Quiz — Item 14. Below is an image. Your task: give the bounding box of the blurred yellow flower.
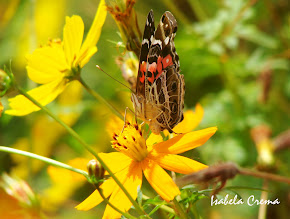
[42,158,89,212]
[5,0,107,116]
[11,81,83,178]
[76,123,217,218]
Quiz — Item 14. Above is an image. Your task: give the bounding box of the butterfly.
[131,10,185,134]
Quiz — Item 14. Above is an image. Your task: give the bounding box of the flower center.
[111,122,148,162]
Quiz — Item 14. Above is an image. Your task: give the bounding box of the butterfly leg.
[121,107,134,133]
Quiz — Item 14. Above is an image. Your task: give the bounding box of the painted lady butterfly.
[131,10,185,134]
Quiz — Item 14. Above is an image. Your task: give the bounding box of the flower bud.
[107,0,142,56]
[251,125,275,171]
[0,69,13,96]
[87,159,105,185]
[0,173,40,209]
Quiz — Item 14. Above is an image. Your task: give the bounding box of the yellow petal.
[27,41,68,84]
[77,0,107,66]
[141,158,180,201]
[98,152,133,174]
[151,127,218,155]
[5,77,67,116]
[78,46,98,68]
[76,177,116,211]
[103,162,142,219]
[146,133,163,146]
[63,15,84,66]
[76,158,137,211]
[173,104,204,133]
[148,154,207,174]
[57,80,82,105]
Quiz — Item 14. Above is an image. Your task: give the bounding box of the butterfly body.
[132,10,185,134]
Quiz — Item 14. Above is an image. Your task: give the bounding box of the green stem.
[15,85,145,216]
[191,203,199,219]
[78,77,123,120]
[190,0,208,21]
[97,186,138,219]
[161,0,191,24]
[173,198,189,219]
[0,146,89,180]
[142,194,175,214]
[258,180,268,219]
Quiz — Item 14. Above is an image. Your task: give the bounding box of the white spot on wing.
[153,39,162,47]
[164,37,169,45]
[142,38,149,45]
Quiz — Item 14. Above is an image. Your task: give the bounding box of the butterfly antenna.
[96,65,134,93]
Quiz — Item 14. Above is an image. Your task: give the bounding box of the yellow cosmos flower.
[76,123,217,218]
[5,0,107,116]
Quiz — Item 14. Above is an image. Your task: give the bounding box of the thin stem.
[97,186,138,219]
[239,168,290,184]
[172,198,189,219]
[78,77,123,120]
[191,203,199,219]
[190,0,208,21]
[142,194,175,214]
[15,85,145,216]
[0,146,89,180]
[258,180,268,219]
[161,0,191,24]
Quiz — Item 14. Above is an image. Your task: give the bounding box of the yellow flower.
[76,123,217,218]
[5,0,107,116]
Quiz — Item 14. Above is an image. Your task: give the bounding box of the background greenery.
[0,0,289,218]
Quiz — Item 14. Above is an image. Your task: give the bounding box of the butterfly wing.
[146,11,185,131]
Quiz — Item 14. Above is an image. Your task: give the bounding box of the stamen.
[111,123,148,161]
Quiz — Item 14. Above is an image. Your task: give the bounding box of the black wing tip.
[147,10,154,21]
